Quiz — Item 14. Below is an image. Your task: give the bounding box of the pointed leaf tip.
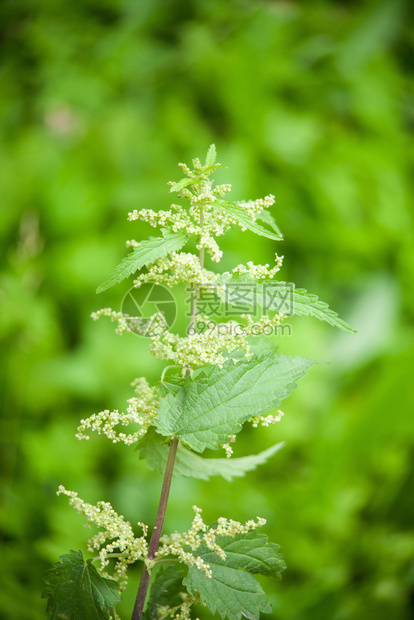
[205,144,217,167]
[96,231,188,293]
[217,275,355,334]
[216,200,283,241]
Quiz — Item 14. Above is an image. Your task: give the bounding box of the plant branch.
[131,437,179,620]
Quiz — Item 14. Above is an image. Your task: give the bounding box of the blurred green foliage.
[1,0,414,618]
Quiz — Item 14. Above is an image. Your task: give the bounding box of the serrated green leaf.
[184,530,285,620]
[139,428,284,481]
[169,177,194,193]
[215,200,283,241]
[155,354,315,452]
[42,549,120,620]
[96,231,188,293]
[205,144,217,167]
[143,565,186,620]
[217,273,356,334]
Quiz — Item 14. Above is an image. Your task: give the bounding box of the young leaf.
[169,177,194,193]
[96,231,188,293]
[215,200,283,241]
[184,530,285,620]
[42,549,120,620]
[138,428,284,481]
[205,144,217,167]
[155,354,315,452]
[142,565,186,620]
[217,273,356,334]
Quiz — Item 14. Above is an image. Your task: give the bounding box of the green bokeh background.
[1,1,414,618]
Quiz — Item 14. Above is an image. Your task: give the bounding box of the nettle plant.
[43,146,354,620]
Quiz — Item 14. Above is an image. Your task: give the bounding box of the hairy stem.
[131,438,178,620]
[131,206,205,619]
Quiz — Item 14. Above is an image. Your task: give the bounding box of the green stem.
[131,438,179,620]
